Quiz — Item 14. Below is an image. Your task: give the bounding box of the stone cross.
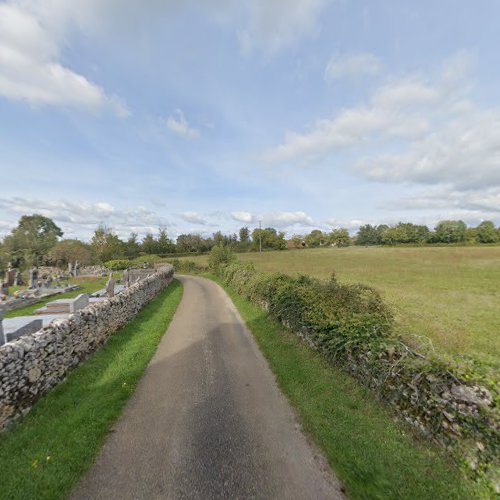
[106,272,115,298]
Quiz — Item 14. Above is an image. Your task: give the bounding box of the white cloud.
[231,211,255,223]
[167,110,200,140]
[238,0,329,55]
[325,52,382,81]
[178,211,207,224]
[384,187,500,216]
[0,3,129,116]
[0,198,172,240]
[263,211,314,227]
[324,218,367,231]
[266,51,500,194]
[265,76,442,163]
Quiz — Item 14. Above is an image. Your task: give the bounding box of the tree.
[208,244,235,273]
[48,239,92,266]
[125,233,141,259]
[251,227,286,251]
[156,228,175,254]
[3,214,63,268]
[239,227,250,244]
[355,224,386,245]
[176,234,210,253]
[142,233,157,255]
[476,221,498,243]
[90,225,125,262]
[329,228,351,247]
[434,220,467,243]
[305,229,326,248]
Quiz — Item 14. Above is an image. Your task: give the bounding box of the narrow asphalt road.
[71,275,344,500]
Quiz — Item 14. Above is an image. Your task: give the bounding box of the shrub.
[168,259,207,274]
[208,244,235,273]
[215,262,499,490]
[132,255,163,266]
[104,259,132,271]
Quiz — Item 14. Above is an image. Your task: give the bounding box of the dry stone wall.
[0,265,174,431]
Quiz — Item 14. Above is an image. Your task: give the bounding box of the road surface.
[71,275,344,499]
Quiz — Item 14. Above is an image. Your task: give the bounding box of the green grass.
[5,275,114,318]
[0,279,183,500]
[219,246,500,371]
[211,275,482,499]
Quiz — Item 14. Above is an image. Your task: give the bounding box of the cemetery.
[0,263,174,431]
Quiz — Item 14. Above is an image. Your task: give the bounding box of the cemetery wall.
[0,265,174,431]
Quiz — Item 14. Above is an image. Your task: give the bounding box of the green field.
[184,246,500,370]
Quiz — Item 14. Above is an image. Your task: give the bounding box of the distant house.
[286,239,306,249]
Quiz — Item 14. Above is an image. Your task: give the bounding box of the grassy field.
[5,275,113,318]
[183,247,500,370]
[212,275,479,499]
[0,280,183,500]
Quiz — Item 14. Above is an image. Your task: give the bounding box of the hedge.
[218,262,499,493]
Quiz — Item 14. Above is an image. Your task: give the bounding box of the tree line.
[0,214,498,271]
[0,215,288,270]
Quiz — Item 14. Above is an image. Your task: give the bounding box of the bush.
[132,255,163,266]
[215,262,499,490]
[168,259,207,274]
[104,259,132,271]
[208,244,235,273]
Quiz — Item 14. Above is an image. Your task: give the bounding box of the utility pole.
[258,220,262,253]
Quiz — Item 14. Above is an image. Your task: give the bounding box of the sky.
[0,0,499,241]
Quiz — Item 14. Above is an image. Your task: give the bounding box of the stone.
[69,294,89,313]
[106,272,115,298]
[450,384,493,407]
[27,367,42,383]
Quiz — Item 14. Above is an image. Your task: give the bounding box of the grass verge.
[209,275,482,499]
[5,276,116,318]
[0,279,183,500]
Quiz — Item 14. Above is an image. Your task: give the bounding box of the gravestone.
[106,273,115,298]
[3,316,43,343]
[69,293,89,313]
[30,267,39,289]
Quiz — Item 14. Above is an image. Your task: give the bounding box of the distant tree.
[90,225,125,262]
[125,233,141,259]
[48,239,92,266]
[237,227,251,251]
[305,229,326,248]
[329,228,351,247]
[355,224,386,245]
[141,233,156,255]
[239,227,250,244]
[476,221,498,243]
[3,214,63,268]
[465,227,478,245]
[176,234,210,253]
[434,220,467,243]
[251,227,286,251]
[208,244,236,273]
[156,228,175,254]
[0,240,9,272]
